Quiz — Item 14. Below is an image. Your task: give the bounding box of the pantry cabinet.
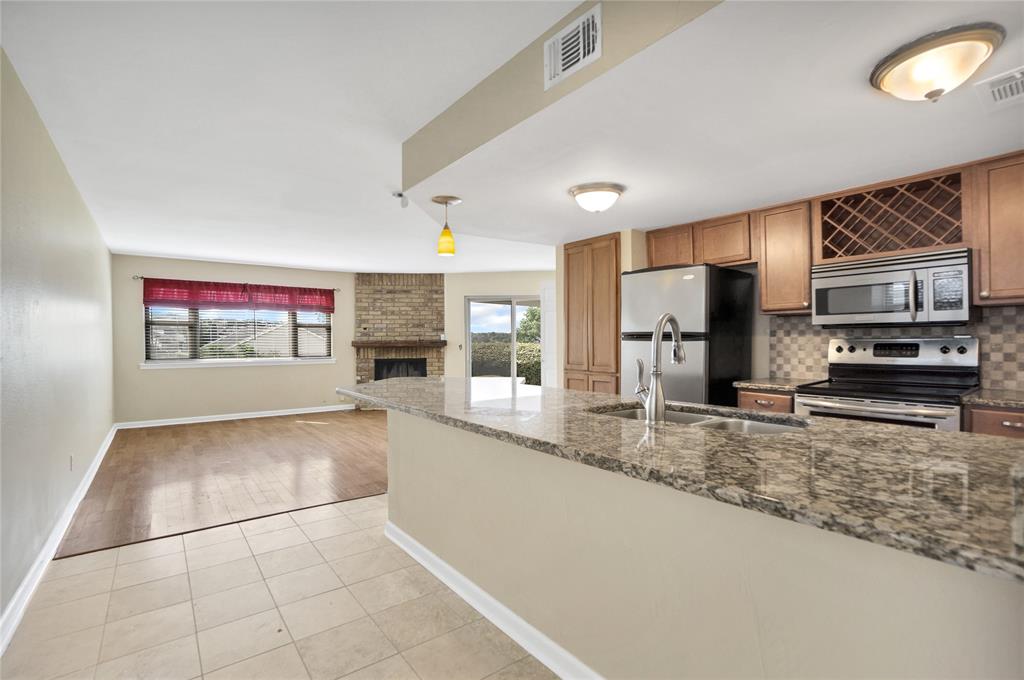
[564,233,620,392]
[756,202,811,313]
[965,151,1024,305]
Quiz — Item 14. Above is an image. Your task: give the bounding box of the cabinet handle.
[754,399,775,407]
[980,290,991,299]
[802,301,809,308]
[1001,420,1023,429]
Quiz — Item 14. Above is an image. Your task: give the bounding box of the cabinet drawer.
[969,407,1024,439]
[738,390,793,413]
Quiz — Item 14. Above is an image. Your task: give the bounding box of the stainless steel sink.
[602,409,715,425]
[692,418,801,434]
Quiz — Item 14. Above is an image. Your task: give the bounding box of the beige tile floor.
[2,495,558,680]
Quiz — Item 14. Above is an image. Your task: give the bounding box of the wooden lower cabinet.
[565,371,619,394]
[737,390,793,413]
[589,373,619,395]
[565,371,589,392]
[756,203,811,313]
[967,406,1024,439]
[966,151,1024,305]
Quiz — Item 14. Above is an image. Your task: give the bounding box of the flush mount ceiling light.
[569,182,625,212]
[870,22,1005,102]
[431,195,461,257]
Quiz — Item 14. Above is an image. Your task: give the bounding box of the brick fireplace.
[353,273,445,383]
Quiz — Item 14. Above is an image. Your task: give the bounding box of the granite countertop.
[733,377,821,393]
[337,377,1024,582]
[963,389,1024,410]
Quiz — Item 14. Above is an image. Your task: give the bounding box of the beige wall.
[443,271,555,378]
[388,411,1024,678]
[1,52,114,612]
[111,255,357,422]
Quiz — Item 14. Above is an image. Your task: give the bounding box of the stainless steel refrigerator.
[620,264,753,406]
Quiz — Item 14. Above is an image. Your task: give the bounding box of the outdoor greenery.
[469,304,543,385]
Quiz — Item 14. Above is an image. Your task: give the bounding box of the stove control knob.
[956,345,968,355]
[939,345,951,354]
[847,345,856,353]
[835,346,843,353]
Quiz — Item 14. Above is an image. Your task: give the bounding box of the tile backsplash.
[769,306,1023,390]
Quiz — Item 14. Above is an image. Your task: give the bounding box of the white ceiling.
[1,1,576,272]
[406,1,1024,245]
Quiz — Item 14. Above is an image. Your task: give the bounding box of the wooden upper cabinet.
[694,214,753,264]
[646,224,694,268]
[563,233,620,389]
[756,202,811,313]
[588,236,620,374]
[966,152,1024,305]
[564,244,590,372]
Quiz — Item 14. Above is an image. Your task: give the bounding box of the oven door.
[811,268,926,326]
[794,395,961,431]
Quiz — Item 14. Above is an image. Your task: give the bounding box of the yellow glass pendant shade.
[437,224,455,256]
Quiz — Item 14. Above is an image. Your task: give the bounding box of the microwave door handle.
[908,271,917,322]
[798,399,945,418]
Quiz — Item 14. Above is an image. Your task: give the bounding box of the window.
[143,278,333,363]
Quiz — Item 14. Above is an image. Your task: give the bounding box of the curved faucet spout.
[645,313,684,425]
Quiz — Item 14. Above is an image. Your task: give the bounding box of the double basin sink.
[602,408,801,434]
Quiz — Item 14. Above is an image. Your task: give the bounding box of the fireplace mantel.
[351,339,447,348]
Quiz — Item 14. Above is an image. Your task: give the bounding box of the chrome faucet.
[635,312,685,425]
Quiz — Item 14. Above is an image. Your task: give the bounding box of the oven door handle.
[908,271,917,322]
[796,399,948,418]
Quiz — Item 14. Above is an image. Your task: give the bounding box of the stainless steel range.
[794,337,979,432]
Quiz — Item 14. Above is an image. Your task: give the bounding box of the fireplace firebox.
[374,358,427,381]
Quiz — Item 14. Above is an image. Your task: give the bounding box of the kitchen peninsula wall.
[769,305,1023,390]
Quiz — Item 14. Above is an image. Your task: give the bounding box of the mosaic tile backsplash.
[769,305,1023,390]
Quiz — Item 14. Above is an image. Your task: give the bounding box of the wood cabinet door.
[646,225,694,268]
[588,373,619,395]
[695,214,752,264]
[968,407,1024,439]
[738,390,793,413]
[757,203,811,313]
[564,244,590,372]
[968,153,1024,305]
[565,371,589,392]
[588,236,620,374]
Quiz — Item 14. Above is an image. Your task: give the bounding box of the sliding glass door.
[466,297,542,386]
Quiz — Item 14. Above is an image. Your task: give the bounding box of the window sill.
[139,358,336,370]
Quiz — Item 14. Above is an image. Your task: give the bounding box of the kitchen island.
[337,377,1024,679]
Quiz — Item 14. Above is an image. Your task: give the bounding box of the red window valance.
[143,278,334,313]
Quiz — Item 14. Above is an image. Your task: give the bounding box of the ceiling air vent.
[974,66,1024,111]
[543,4,602,91]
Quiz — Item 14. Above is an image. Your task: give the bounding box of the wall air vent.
[975,66,1024,111]
[543,4,602,91]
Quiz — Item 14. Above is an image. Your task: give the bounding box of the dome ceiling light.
[870,22,1005,102]
[569,182,626,212]
[431,195,461,257]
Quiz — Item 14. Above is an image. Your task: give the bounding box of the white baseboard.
[0,424,118,655]
[116,403,356,429]
[384,521,601,680]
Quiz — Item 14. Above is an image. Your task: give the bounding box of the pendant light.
[431,195,461,257]
[870,23,1005,102]
[569,183,626,212]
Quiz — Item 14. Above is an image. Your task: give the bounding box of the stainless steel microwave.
[811,248,970,327]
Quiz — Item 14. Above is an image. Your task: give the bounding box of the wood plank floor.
[56,409,388,558]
